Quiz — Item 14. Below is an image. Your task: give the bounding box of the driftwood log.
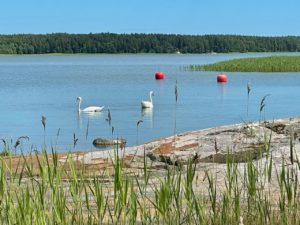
[93,138,126,148]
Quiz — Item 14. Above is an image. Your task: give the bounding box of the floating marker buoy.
[217,73,227,83]
[155,71,165,80]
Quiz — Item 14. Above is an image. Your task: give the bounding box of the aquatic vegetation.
[246,82,251,117]
[190,56,300,72]
[0,135,298,224]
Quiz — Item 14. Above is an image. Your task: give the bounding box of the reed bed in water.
[0,140,299,224]
[190,56,300,72]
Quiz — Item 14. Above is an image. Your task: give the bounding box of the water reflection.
[141,108,153,128]
[77,111,103,128]
[217,83,226,100]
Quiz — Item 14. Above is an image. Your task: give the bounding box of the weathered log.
[93,138,126,148]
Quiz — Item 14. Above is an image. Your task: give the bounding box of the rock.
[264,122,286,134]
[93,138,126,148]
[146,152,157,161]
[198,142,267,164]
[87,117,300,170]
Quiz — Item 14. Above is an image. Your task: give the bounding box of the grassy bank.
[190,56,300,72]
[0,143,299,224]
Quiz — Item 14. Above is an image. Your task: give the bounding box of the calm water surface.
[0,53,300,152]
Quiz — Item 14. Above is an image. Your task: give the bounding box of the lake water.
[0,53,300,152]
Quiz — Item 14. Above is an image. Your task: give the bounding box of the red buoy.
[155,71,165,80]
[217,73,227,83]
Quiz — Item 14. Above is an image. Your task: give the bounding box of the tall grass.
[189,56,300,72]
[259,94,270,123]
[0,137,298,224]
[246,82,251,118]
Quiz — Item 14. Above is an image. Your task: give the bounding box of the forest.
[0,33,300,54]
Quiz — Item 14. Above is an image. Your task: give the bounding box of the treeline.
[0,33,300,54]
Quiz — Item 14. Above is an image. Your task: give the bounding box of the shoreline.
[73,116,300,164]
[0,52,299,56]
[2,116,300,175]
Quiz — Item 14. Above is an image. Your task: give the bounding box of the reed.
[259,94,270,123]
[189,56,300,72]
[0,138,298,224]
[246,82,251,118]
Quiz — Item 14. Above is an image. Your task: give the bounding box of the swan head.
[76,96,82,103]
[150,91,154,96]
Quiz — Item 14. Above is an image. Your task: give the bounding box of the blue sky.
[0,0,299,36]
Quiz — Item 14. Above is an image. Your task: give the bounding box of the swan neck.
[77,99,81,112]
[149,93,153,103]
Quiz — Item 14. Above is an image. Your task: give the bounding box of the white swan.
[141,91,154,108]
[76,97,104,112]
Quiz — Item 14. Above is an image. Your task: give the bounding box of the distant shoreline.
[0,52,299,56]
[1,33,300,54]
